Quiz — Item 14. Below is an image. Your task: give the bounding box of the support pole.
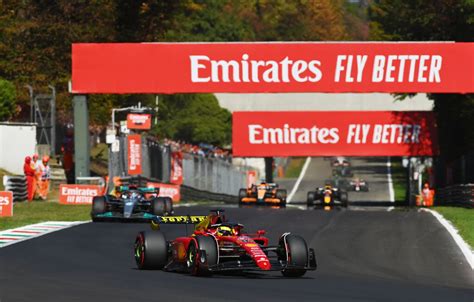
[73,95,90,181]
[265,157,274,183]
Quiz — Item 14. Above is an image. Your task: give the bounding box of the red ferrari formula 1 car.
[134,210,316,277]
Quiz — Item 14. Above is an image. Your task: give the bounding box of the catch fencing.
[436,184,474,207]
[109,135,170,184]
[3,176,28,202]
[182,154,248,196]
[109,135,251,197]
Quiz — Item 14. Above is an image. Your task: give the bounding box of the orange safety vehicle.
[238,182,287,207]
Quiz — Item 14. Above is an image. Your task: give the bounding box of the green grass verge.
[285,157,306,178]
[434,206,474,249]
[0,202,90,231]
[390,158,407,205]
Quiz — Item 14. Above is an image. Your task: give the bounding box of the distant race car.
[134,210,317,277]
[91,185,173,221]
[332,166,354,178]
[238,182,287,207]
[331,157,351,168]
[307,185,348,207]
[349,178,369,192]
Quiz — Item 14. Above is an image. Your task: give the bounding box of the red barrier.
[72,42,473,94]
[233,111,438,157]
[0,191,13,217]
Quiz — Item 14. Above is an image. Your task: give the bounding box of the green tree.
[0,78,17,121]
[369,0,474,180]
[153,94,231,146]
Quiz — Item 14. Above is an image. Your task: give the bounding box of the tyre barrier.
[2,176,28,202]
[436,184,474,207]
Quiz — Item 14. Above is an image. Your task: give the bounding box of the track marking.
[0,221,89,248]
[287,157,311,203]
[420,208,474,269]
[386,206,395,212]
[386,157,395,203]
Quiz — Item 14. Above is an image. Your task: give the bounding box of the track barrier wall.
[3,176,28,202]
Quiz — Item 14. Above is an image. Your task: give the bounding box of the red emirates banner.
[127,134,142,175]
[233,111,438,157]
[127,113,152,130]
[0,191,13,217]
[147,182,181,202]
[170,152,183,185]
[72,42,473,94]
[59,185,102,205]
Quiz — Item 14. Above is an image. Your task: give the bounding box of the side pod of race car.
[134,210,317,277]
[91,185,173,221]
[238,182,287,207]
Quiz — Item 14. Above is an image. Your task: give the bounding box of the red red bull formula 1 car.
[134,210,316,277]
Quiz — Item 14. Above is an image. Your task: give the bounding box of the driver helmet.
[216,225,233,236]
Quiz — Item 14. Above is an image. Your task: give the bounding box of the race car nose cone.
[257,259,271,270]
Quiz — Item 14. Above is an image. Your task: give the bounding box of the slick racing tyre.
[152,197,165,215]
[134,231,168,270]
[279,234,308,277]
[163,197,173,215]
[307,192,315,206]
[91,196,106,222]
[340,192,349,208]
[276,189,287,207]
[238,188,247,205]
[187,235,218,276]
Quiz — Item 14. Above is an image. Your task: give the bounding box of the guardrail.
[435,184,474,207]
[2,176,28,202]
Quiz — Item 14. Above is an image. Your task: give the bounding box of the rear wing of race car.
[150,215,207,230]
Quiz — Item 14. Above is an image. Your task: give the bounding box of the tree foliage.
[0,78,17,121]
[0,0,365,145]
[369,0,474,159]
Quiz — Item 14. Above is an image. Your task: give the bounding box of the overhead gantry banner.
[71,42,473,94]
[232,111,438,157]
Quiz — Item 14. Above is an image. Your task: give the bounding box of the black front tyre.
[340,192,349,207]
[163,197,173,215]
[307,192,315,206]
[238,188,247,205]
[91,196,107,221]
[187,235,218,276]
[152,197,165,215]
[280,234,309,277]
[134,231,168,270]
[276,189,287,207]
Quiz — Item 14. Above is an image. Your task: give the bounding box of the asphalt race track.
[1,206,473,302]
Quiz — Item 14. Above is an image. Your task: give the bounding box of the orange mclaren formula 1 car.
[238,182,287,207]
[134,210,317,277]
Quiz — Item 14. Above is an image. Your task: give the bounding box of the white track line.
[386,157,395,203]
[0,221,89,248]
[287,157,311,203]
[420,208,474,269]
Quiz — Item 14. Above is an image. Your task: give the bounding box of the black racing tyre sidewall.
[307,192,315,206]
[134,231,167,270]
[238,188,247,204]
[152,197,165,215]
[163,197,173,215]
[188,235,218,276]
[280,234,308,277]
[92,196,106,215]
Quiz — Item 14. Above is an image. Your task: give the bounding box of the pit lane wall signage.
[71,42,473,94]
[147,182,181,202]
[233,111,438,157]
[0,191,13,217]
[127,134,142,175]
[127,113,151,130]
[59,185,103,204]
